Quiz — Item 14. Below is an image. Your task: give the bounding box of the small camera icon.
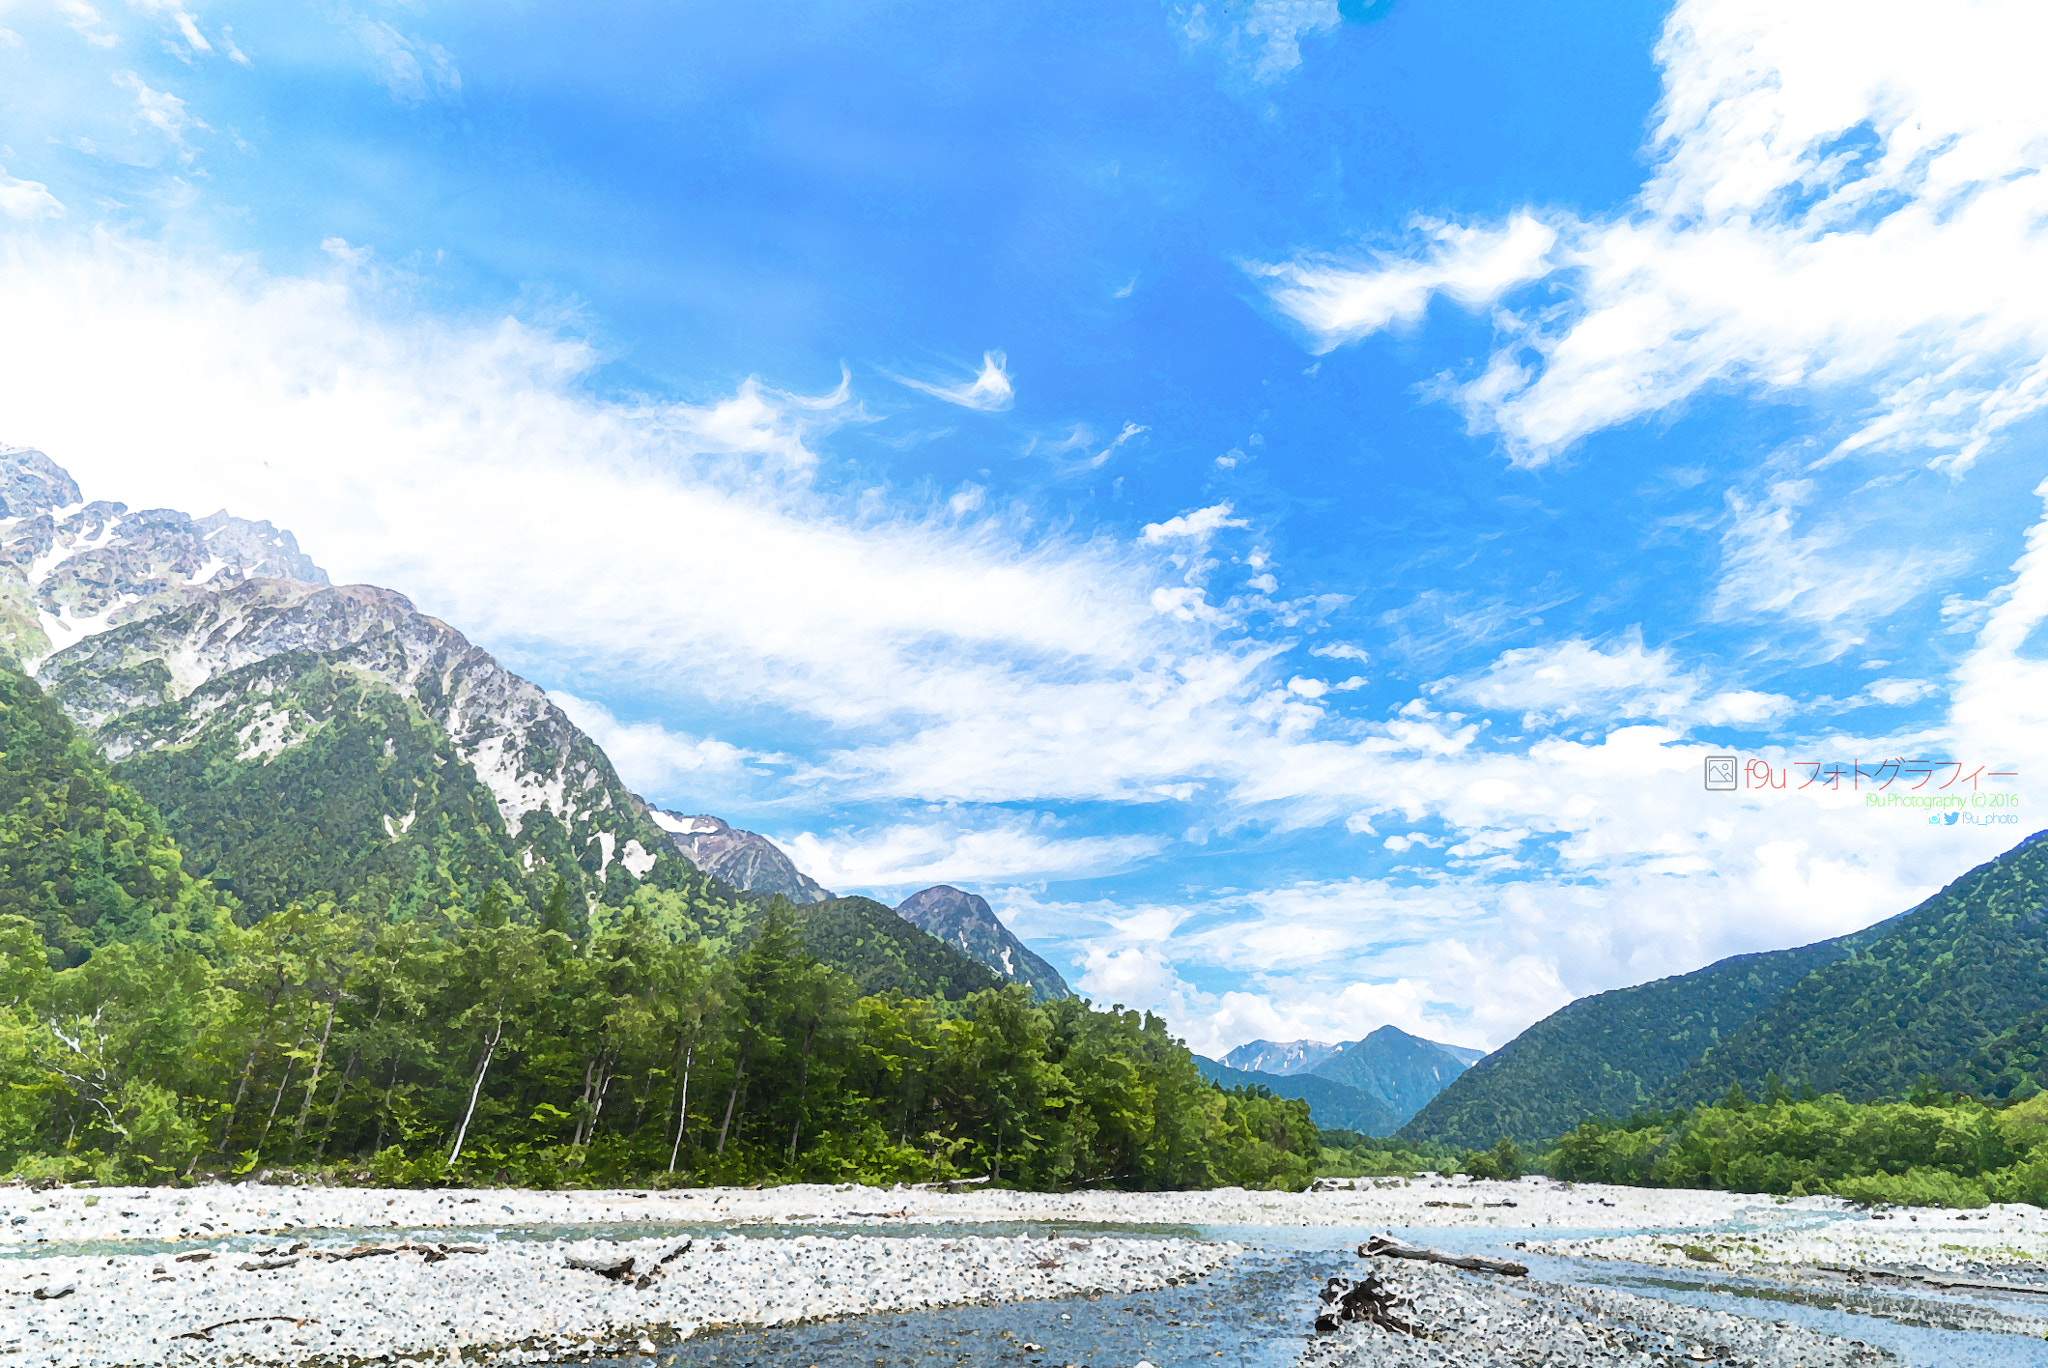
[1705,755,1737,791]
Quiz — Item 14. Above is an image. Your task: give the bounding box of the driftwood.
[31,1280,76,1300]
[237,1257,299,1272]
[634,1239,694,1290]
[172,1315,314,1342]
[173,1251,214,1263]
[910,1175,994,1192]
[565,1253,638,1283]
[1357,1234,1528,1277]
[1817,1262,2048,1299]
[1314,1274,1424,1335]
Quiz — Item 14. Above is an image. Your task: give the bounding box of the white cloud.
[113,69,206,161]
[889,351,1014,412]
[320,237,372,267]
[1254,0,2048,472]
[548,692,773,795]
[1446,630,1793,730]
[0,169,63,222]
[1175,0,1341,87]
[1140,502,1247,543]
[56,0,118,49]
[127,0,211,56]
[1713,477,1960,653]
[1946,477,2048,777]
[1311,642,1369,662]
[1250,213,1557,353]
[778,813,1168,891]
[355,19,461,107]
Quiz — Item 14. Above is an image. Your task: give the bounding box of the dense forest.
[0,666,1320,1190]
[1542,1083,2048,1208]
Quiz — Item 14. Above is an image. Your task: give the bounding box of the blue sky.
[2,0,2044,1053]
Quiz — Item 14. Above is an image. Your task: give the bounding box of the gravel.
[0,1231,1237,1367]
[0,1175,1984,1245]
[1298,1260,1900,1368]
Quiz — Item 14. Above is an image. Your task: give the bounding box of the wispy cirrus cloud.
[1252,0,2048,473]
[886,350,1014,411]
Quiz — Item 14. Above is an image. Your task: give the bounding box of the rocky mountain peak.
[649,810,834,904]
[894,885,1072,1003]
[0,446,82,517]
[0,448,329,668]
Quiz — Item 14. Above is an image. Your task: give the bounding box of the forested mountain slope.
[0,665,229,961]
[1401,921,1895,1149]
[1665,831,2048,1105]
[1315,1026,1480,1127]
[1193,1055,1402,1135]
[895,885,1072,1002]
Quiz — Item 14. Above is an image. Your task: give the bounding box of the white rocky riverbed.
[5,1176,2048,1366]
[1,1230,1234,1367]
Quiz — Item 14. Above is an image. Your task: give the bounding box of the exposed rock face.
[894,885,1072,1002]
[649,812,834,904]
[1221,1039,1356,1076]
[0,446,326,668]
[5,448,672,906]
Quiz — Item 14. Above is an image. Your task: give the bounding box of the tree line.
[0,888,1319,1190]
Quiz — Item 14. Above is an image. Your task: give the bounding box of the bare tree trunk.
[314,1047,361,1160]
[668,1030,698,1173]
[371,1052,403,1153]
[715,1049,750,1155]
[587,1059,615,1140]
[785,1017,820,1163]
[447,1018,503,1169]
[290,996,340,1149]
[214,987,283,1155]
[252,1027,309,1158]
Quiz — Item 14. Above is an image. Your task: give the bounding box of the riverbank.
[7,1177,2048,1367]
[14,1172,2041,1244]
[2,1230,1234,1367]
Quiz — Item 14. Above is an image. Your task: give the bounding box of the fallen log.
[236,1257,299,1272]
[1314,1274,1424,1335]
[910,1175,994,1192]
[172,1315,314,1342]
[634,1239,693,1290]
[565,1252,637,1282]
[1358,1234,1527,1277]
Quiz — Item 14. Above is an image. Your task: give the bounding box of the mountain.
[0,663,230,962]
[894,885,1072,1002]
[0,449,999,994]
[1312,1026,1485,1127]
[787,896,1005,999]
[1193,1056,1401,1136]
[1222,1039,1355,1075]
[651,811,834,904]
[1664,830,2048,1106]
[0,446,325,669]
[1400,919,1899,1150]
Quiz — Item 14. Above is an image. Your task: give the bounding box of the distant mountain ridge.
[1222,1039,1354,1075]
[1193,1056,1400,1135]
[1404,831,2048,1149]
[894,885,1072,1002]
[651,811,834,904]
[1316,1027,1487,1126]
